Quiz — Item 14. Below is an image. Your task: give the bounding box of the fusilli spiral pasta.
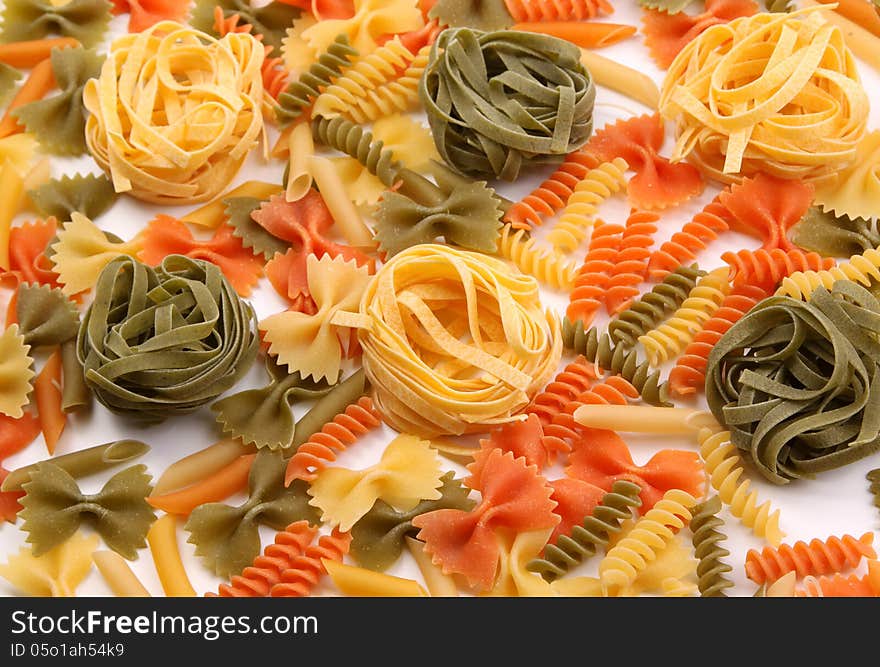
[562,321,670,407]
[527,480,642,582]
[496,224,579,291]
[745,533,876,585]
[605,210,658,315]
[270,529,352,597]
[697,428,784,546]
[775,246,880,300]
[598,489,698,596]
[638,267,731,367]
[565,221,624,326]
[546,157,629,253]
[608,264,706,349]
[690,495,734,597]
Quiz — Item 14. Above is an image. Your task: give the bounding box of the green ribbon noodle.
[77,254,259,421]
[706,280,880,484]
[419,27,596,181]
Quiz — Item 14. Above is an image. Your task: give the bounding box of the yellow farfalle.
[0,324,35,419]
[260,254,371,383]
[49,212,143,296]
[0,533,99,597]
[330,114,439,206]
[308,434,444,532]
[813,130,880,221]
[486,528,557,597]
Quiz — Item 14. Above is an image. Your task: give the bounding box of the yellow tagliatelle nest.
[356,244,562,437]
[658,8,869,185]
[83,21,266,205]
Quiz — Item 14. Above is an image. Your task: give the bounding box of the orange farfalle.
[377,17,441,53]
[9,219,61,288]
[112,0,190,32]
[586,114,704,210]
[478,414,548,471]
[566,429,704,512]
[138,215,264,297]
[33,349,64,455]
[0,412,41,462]
[255,192,375,304]
[719,174,814,252]
[412,448,559,591]
[642,0,759,69]
[548,477,606,543]
[0,467,24,523]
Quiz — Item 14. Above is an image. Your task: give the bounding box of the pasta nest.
[419,27,596,181]
[356,244,562,437]
[658,8,869,185]
[83,20,266,205]
[705,280,880,484]
[77,254,259,422]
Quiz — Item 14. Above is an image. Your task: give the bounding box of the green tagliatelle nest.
[706,280,880,484]
[419,27,596,181]
[77,254,259,422]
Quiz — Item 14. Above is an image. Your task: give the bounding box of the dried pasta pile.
[0,0,879,601]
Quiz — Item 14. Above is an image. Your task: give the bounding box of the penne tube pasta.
[405,536,458,597]
[147,514,197,597]
[147,454,256,515]
[1,439,151,492]
[802,0,880,71]
[0,58,55,139]
[572,405,718,434]
[152,438,253,496]
[579,48,660,109]
[285,122,314,202]
[0,160,24,270]
[92,550,152,597]
[307,155,376,248]
[323,558,428,597]
[513,21,637,48]
[0,37,81,68]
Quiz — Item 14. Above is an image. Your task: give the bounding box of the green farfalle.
[428,0,513,30]
[19,463,156,559]
[791,206,879,259]
[15,284,80,348]
[637,0,697,13]
[0,63,20,109]
[706,281,880,484]
[0,0,112,47]
[12,45,104,156]
[373,180,503,257]
[291,368,368,449]
[224,196,288,260]
[419,27,596,181]
[77,255,259,422]
[350,472,475,571]
[29,173,118,222]
[191,0,301,50]
[211,356,334,451]
[185,449,320,578]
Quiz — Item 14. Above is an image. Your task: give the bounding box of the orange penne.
[0,38,80,69]
[816,0,880,37]
[33,349,64,455]
[512,21,637,48]
[147,454,256,515]
[0,58,56,139]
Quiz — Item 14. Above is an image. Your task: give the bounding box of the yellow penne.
[323,559,428,597]
[93,550,152,597]
[146,515,196,597]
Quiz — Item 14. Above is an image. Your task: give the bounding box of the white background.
[1,1,879,597]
